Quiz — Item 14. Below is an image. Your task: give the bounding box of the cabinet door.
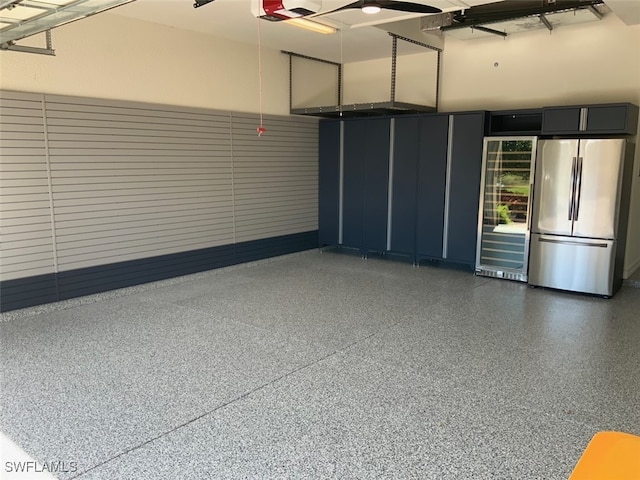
[390,117,420,254]
[363,118,391,252]
[318,120,341,246]
[416,115,449,259]
[342,118,390,252]
[342,121,366,249]
[586,105,634,133]
[541,107,581,134]
[446,113,486,265]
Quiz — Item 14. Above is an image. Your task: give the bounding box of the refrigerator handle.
[568,157,577,221]
[574,157,583,220]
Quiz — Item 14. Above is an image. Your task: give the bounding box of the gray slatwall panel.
[0,91,55,281]
[45,95,235,271]
[231,114,319,243]
[1,91,319,283]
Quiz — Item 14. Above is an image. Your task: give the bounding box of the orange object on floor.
[569,431,640,479]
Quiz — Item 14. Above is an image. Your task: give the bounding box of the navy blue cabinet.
[389,113,484,266]
[390,115,449,261]
[318,120,341,247]
[390,117,420,255]
[318,112,484,267]
[446,113,485,265]
[541,103,639,135]
[343,118,390,253]
[416,115,450,260]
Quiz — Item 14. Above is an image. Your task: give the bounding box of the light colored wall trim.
[41,94,59,273]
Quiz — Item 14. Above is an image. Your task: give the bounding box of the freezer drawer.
[528,234,616,296]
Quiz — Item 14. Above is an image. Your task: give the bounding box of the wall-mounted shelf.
[488,109,543,135]
[291,101,436,118]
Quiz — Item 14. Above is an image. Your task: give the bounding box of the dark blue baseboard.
[0,230,318,313]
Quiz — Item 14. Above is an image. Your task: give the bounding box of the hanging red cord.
[256,5,266,137]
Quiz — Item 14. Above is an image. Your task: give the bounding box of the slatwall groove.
[55,210,230,229]
[46,120,229,134]
[45,110,226,128]
[0,91,56,282]
[58,239,235,271]
[2,229,54,241]
[52,191,232,206]
[1,215,52,228]
[52,188,228,201]
[56,220,233,242]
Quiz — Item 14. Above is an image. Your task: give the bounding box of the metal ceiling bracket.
[539,14,553,31]
[0,28,55,55]
[387,33,443,111]
[281,50,343,114]
[472,25,507,37]
[390,35,397,103]
[0,0,23,8]
[588,5,603,19]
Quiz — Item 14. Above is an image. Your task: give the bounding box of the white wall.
[0,13,293,115]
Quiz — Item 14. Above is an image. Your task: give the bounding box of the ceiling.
[112,0,504,63]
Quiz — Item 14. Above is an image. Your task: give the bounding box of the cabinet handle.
[539,237,607,248]
[568,157,577,221]
[574,157,583,220]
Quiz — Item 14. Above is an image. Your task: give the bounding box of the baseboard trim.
[623,255,640,280]
[0,231,318,313]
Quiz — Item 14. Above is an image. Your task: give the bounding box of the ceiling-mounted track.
[0,0,136,45]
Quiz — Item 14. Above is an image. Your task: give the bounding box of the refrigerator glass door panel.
[572,139,625,239]
[528,233,616,296]
[476,137,536,281]
[532,139,579,236]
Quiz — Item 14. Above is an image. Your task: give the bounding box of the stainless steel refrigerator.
[529,138,632,297]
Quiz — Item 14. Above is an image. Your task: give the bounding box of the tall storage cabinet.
[416,115,450,260]
[318,120,341,247]
[446,113,486,265]
[390,115,449,261]
[343,118,391,253]
[318,112,485,268]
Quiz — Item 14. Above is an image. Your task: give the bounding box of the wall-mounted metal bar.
[288,53,293,113]
[387,32,442,52]
[337,64,342,106]
[390,35,397,103]
[0,42,54,55]
[387,32,442,111]
[539,14,553,31]
[281,50,341,66]
[472,25,507,37]
[435,50,441,112]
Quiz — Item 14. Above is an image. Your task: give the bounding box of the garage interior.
[1,0,640,478]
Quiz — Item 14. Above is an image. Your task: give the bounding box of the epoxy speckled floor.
[1,250,639,479]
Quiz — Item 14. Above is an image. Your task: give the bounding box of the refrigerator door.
[572,139,625,239]
[529,233,616,296]
[531,139,579,236]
